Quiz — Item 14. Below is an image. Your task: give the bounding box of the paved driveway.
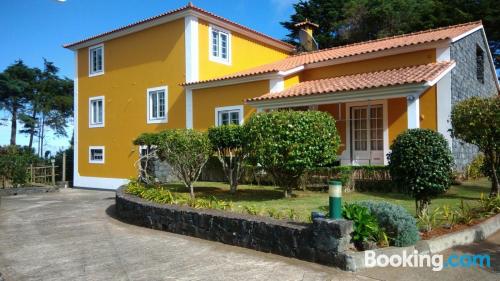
[0,189,498,281]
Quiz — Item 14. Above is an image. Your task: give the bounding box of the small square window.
[89,96,104,128]
[215,106,243,126]
[209,25,231,65]
[89,146,105,164]
[89,44,104,76]
[147,86,168,124]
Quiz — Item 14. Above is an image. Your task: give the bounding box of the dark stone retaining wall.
[115,187,355,270]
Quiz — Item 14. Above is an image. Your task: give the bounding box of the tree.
[208,124,249,194]
[155,129,211,199]
[388,129,454,216]
[451,96,500,196]
[0,60,36,145]
[245,110,340,197]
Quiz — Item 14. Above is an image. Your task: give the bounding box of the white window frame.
[209,24,231,65]
[146,86,168,124]
[215,105,244,126]
[88,43,105,77]
[88,96,105,128]
[89,146,105,164]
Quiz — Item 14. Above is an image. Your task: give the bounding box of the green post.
[328,180,342,219]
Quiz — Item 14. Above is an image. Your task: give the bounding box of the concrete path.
[0,189,498,281]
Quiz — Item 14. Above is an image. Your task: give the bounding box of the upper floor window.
[89,44,104,76]
[89,146,105,164]
[89,96,104,128]
[209,25,231,65]
[215,105,243,126]
[476,45,484,83]
[147,86,168,124]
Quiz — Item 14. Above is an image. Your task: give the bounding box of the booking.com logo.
[365,250,491,271]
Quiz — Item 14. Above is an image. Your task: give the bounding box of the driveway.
[0,189,498,281]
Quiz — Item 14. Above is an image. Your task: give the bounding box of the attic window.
[476,45,484,83]
[209,25,231,65]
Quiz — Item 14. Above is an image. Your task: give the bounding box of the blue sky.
[0,0,297,153]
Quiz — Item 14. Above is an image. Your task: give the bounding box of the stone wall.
[450,30,498,171]
[115,187,355,270]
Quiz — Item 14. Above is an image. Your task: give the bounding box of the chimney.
[295,19,319,52]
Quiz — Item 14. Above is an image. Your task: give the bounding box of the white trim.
[214,105,244,126]
[64,9,294,53]
[73,176,129,190]
[436,72,453,149]
[208,24,231,65]
[436,47,450,62]
[88,146,105,164]
[146,86,168,124]
[278,65,304,76]
[480,28,500,91]
[425,62,456,86]
[407,95,420,129]
[185,16,199,82]
[73,51,79,182]
[186,88,193,129]
[269,78,284,93]
[88,43,104,77]
[451,25,483,42]
[186,72,281,90]
[382,102,389,165]
[88,96,105,128]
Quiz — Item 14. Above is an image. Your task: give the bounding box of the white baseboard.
[74,175,129,190]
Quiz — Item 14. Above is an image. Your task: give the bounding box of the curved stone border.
[115,186,356,270]
[343,213,500,271]
[0,186,59,197]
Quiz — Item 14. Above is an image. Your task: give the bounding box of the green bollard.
[328,180,342,219]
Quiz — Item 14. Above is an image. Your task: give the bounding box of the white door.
[351,105,384,165]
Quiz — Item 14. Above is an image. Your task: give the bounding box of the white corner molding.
[269,78,284,93]
[73,51,79,181]
[407,94,420,129]
[436,47,450,62]
[185,15,198,129]
[74,176,129,190]
[436,72,453,149]
[451,25,483,42]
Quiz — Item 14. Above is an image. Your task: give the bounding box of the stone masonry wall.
[450,30,498,171]
[115,187,355,270]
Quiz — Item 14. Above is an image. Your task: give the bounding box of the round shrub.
[388,129,453,215]
[245,110,340,197]
[358,200,419,247]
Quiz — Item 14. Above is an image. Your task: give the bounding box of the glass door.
[351,105,384,165]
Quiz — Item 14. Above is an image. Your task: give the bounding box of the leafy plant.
[0,145,38,188]
[245,110,340,197]
[465,154,485,180]
[417,207,442,232]
[455,200,475,225]
[388,129,454,216]
[451,96,500,196]
[357,201,419,247]
[441,204,457,229]
[478,193,500,216]
[342,203,380,243]
[243,205,261,216]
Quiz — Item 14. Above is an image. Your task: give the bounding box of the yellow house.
[64,4,499,189]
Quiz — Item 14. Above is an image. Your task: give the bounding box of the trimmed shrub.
[245,110,340,197]
[388,129,453,215]
[357,201,419,247]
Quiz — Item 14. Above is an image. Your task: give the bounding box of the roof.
[63,3,294,51]
[246,61,455,102]
[185,21,481,86]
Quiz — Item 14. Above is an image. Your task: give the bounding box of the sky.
[0,0,298,154]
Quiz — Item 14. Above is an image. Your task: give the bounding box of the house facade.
[64,4,499,189]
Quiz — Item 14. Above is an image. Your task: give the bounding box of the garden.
[126,96,499,251]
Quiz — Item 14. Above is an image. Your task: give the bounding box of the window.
[147,86,168,123]
[209,25,231,64]
[89,44,104,76]
[89,96,104,127]
[89,146,105,164]
[215,105,243,126]
[476,46,484,83]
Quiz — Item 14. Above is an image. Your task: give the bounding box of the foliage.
[342,203,381,244]
[245,110,340,197]
[451,96,500,196]
[321,165,393,192]
[281,0,499,49]
[478,193,500,216]
[455,200,475,225]
[441,204,458,229]
[208,124,249,193]
[465,154,485,180]
[357,201,419,247]
[154,129,212,199]
[388,129,454,216]
[417,207,442,232]
[0,145,38,188]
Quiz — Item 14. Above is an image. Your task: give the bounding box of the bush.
[388,129,454,215]
[465,154,485,180]
[0,145,38,188]
[357,201,419,246]
[245,110,340,197]
[451,96,499,196]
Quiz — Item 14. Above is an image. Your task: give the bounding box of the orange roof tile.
[247,61,455,102]
[186,21,480,86]
[63,3,294,50]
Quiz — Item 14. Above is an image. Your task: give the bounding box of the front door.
[351,105,384,165]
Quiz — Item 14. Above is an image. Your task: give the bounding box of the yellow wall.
[77,19,185,178]
[192,80,269,130]
[301,49,436,81]
[284,74,300,89]
[198,19,289,80]
[317,103,347,154]
[388,97,408,144]
[419,86,437,130]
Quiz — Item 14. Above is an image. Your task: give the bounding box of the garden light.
[329,180,342,219]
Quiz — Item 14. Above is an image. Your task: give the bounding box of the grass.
[157,178,492,219]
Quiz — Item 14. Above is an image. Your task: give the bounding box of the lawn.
[159,178,492,220]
